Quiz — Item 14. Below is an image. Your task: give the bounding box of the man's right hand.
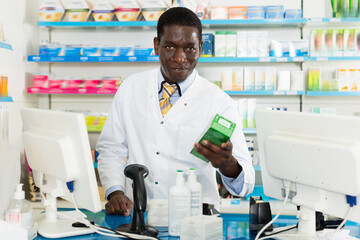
[105,190,133,216]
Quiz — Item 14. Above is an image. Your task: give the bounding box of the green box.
[190,114,236,163]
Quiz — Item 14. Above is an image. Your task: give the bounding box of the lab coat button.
[184,103,187,106]
[160,121,164,124]
[156,151,160,155]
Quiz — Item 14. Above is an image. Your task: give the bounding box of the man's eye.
[187,47,196,51]
[166,45,173,49]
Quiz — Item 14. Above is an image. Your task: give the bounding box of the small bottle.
[168,170,190,236]
[5,184,33,232]
[187,168,203,216]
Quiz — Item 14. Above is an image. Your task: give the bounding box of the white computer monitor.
[21,108,102,238]
[256,109,360,237]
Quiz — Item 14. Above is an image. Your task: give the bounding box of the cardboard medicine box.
[190,114,236,163]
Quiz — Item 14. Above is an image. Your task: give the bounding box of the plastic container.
[5,184,37,239]
[186,168,202,216]
[115,8,140,21]
[168,170,190,237]
[141,7,166,21]
[92,1,114,22]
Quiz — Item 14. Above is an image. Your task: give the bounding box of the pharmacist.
[96,7,255,216]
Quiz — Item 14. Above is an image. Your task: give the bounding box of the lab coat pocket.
[176,125,201,161]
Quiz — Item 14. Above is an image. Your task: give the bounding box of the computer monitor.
[256,109,360,237]
[21,108,102,238]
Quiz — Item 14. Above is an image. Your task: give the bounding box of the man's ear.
[198,40,203,57]
[154,37,159,55]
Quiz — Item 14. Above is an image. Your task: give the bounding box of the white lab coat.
[97,68,255,210]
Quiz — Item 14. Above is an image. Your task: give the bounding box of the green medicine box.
[190,114,236,163]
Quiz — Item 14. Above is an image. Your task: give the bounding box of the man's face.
[154,25,203,84]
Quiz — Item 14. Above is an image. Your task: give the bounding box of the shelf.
[28,55,307,63]
[27,87,117,95]
[27,55,159,62]
[0,42,13,51]
[0,97,13,102]
[309,56,360,61]
[243,128,256,134]
[38,19,307,28]
[308,18,360,23]
[307,91,360,96]
[225,90,305,95]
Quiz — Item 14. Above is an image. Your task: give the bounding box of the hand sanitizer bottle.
[5,183,35,239]
[187,168,203,216]
[168,170,190,236]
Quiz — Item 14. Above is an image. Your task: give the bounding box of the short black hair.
[157,7,202,44]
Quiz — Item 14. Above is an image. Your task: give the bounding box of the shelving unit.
[225,90,305,96]
[0,42,13,51]
[307,91,360,96]
[0,97,13,102]
[27,87,116,95]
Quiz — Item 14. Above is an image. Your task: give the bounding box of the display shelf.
[0,42,13,51]
[27,87,117,95]
[309,56,360,61]
[308,18,360,23]
[27,55,159,62]
[0,96,13,102]
[38,18,307,28]
[243,128,256,134]
[307,91,360,96]
[28,55,307,63]
[225,90,305,95]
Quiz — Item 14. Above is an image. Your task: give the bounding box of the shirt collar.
[157,68,197,96]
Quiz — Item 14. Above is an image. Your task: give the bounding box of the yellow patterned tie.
[159,82,178,116]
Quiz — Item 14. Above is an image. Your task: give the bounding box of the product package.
[349,68,358,91]
[265,5,284,19]
[39,0,64,22]
[247,99,256,128]
[292,40,309,56]
[255,68,265,91]
[225,31,237,57]
[172,0,197,12]
[236,31,247,57]
[114,0,140,21]
[190,114,236,163]
[284,9,302,18]
[332,29,344,57]
[215,31,226,57]
[201,33,214,57]
[308,68,321,91]
[232,67,244,90]
[32,73,49,88]
[139,0,167,21]
[257,31,269,57]
[344,29,355,56]
[82,44,102,56]
[221,69,232,90]
[246,6,265,19]
[210,6,229,19]
[92,1,114,22]
[277,71,291,90]
[228,6,247,19]
[238,98,247,128]
[246,31,258,57]
[196,0,210,19]
[355,29,360,55]
[63,0,92,22]
[290,71,304,91]
[310,30,322,57]
[265,67,277,90]
[244,67,255,90]
[270,40,282,57]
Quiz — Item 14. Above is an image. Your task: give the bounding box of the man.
[96,7,255,216]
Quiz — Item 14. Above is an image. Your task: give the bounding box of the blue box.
[117,47,132,56]
[133,48,154,56]
[247,6,265,19]
[201,33,214,57]
[265,5,284,19]
[39,44,62,56]
[101,46,118,56]
[62,45,82,56]
[83,45,101,56]
[285,9,302,19]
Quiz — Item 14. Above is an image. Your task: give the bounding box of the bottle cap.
[14,183,25,200]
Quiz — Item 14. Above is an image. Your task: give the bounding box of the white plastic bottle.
[187,168,203,216]
[5,184,33,234]
[168,170,190,236]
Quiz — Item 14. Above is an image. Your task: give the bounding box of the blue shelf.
[225,90,305,95]
[38,19,307,27]
[308,18,360,23]
[28,55,159,62]
[28,55,307,63]
[199,56,307,63]
[0,97,13,102]
[0,42,13,51]
[243,128,256,134]
[309,56,360,61]
[307,91,360,96]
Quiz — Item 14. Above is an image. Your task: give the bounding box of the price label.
[316,57,328,61]
[276,57,288,62]
[286,90,297,95]
[260,57,271,62]
[80,57,88,61]
[274,91,285,95]
[128,56,137,62]
[330,18,341,22]
[293,57,304,62]
[310,18,323,22]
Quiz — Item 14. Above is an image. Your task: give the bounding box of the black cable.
[263,225,297,237]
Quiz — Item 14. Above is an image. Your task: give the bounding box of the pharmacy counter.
[32,204,360,240]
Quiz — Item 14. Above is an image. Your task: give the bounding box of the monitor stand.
[36,193,94,238]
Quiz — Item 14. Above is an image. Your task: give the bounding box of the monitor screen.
[21,108,102,238]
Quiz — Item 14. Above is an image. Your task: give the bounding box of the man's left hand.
[194,140,242,178]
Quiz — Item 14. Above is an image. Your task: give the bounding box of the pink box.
[102,79,118,89]
[33,74,48,88]
[48,78,66,88]
[85,78,102,88]
[67,79,84,88]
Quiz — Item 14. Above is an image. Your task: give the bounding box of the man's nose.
[173,48,186,64]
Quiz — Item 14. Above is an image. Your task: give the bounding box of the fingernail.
[203,140,208,145]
